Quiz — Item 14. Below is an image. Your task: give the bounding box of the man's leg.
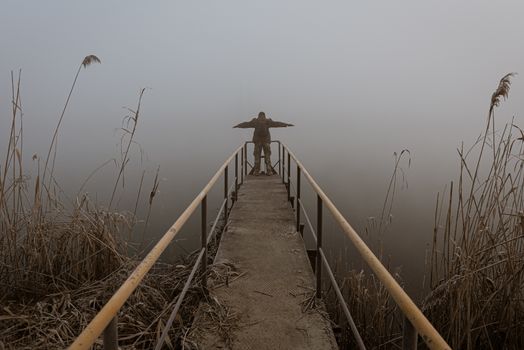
[253,143,262,175]
[263,143,274,175]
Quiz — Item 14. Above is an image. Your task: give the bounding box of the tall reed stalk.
[0,67,191,349]
[1,70,126,298]
[42,55,101,193]
[424,73,523,349]
[326,150,411,349]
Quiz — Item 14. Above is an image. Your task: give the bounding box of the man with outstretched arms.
[234,112,293,176]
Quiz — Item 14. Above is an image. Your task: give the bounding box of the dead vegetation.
[325,267,403,349]
[424,73,524,349]
[327,73,523,349]
[0,65,226,349]
[2,60,523,350]
[2,261,198,349]
[324,151,411,349]
[184,294,240,349]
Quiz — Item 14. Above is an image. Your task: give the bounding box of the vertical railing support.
[103,316,118,350]
[402,317,418,350]
[287,152,291,202]
[240,149,244,185]
[201,195,208,289]
[282,147,286,183]
[278,142,282,175]
[316,194,323,298]
[244,143,248,176]
[235,153,239,201]
[296,165,301,234]
[224,165,229,220]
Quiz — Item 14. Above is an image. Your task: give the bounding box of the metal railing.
[277,142,451,350]
[242,140,282,175]
[70,141,451,350]
[69,145,244,350]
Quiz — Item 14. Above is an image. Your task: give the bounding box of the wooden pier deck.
[189,175,338,349]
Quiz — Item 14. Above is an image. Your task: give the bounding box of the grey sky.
[1,2,523,159]
[2,1,524,291]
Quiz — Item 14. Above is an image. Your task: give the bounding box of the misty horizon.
[2,1,524,295]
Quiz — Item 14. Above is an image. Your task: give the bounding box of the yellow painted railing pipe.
[69,145,243,350]
[282,144,451,350]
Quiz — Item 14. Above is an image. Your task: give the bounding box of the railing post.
[201,195,208,289]
[402,316,418,350]
[103,316,118,350]
[287,152,291,202]
[316,194,323,298]
[224,165,229,220]
[296,165,301,234]
[240,149,244,185]
[278,142,282,175]
[235,153,239,202]
[282,147,286,183]
[244,143,248,176]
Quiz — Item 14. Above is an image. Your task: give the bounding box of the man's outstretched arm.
[268,120,294,128]
[233,118,256,128]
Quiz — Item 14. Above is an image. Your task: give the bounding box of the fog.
[1,1,524,295]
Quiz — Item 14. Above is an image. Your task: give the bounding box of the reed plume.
[489,72,517,115]
[42,54,101,192]
[0,72,193,349]
[425,73,523,349]
[82,54,101,68]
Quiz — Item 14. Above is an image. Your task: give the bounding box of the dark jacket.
[234,118,292,143]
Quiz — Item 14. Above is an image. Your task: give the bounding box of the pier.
[69,141,451,350]
[190,175,337,349]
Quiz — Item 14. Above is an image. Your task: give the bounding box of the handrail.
[154,196,228,350]
[70,141,450,350]
[281,143,451,350]
[69,145,243,350]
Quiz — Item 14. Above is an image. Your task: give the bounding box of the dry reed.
[0,69,224,349]
[328,74,524,349]
[424,73,524,349]
[324,150,411,349]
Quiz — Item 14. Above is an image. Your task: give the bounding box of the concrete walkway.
[189,175,338,350]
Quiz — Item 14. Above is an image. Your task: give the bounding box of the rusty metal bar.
[244,143,248,176]
[282,143,451,350]
[201,195,207,289]
[69,146,242,350]
[102,317,118,350]
[282,147,286,183]
[296,165,301,234]
[287,151,291,184]
[286,155,291,202]
[298,198,316,241]
[156,164,242,349]
[403,316,418,350]
[278,142,282,175]
[240,146,244,185]
[319,248,366,350]
[207,198,227,245]
[155,247,205,350]
[235,154,239,201]
[224,165,228,220]
[298,198,365,348]
[156,199,232,349]
[316,194,323,299]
